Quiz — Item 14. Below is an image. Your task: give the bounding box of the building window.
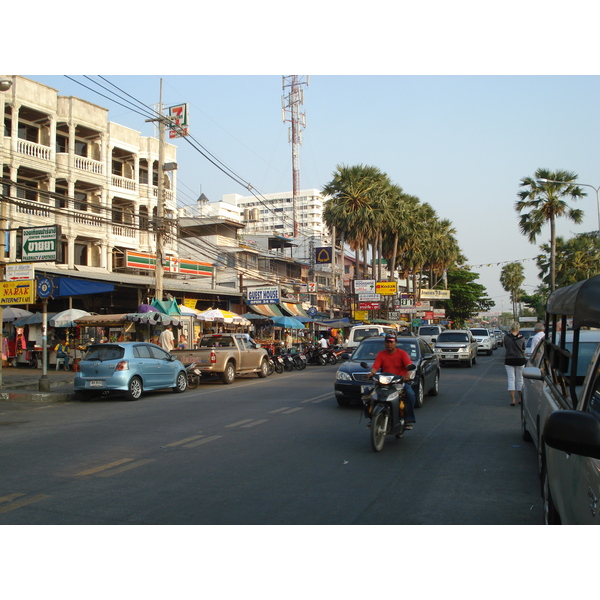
[74,140,88,157]
[56,135,68,153]
[18,123,38,143]
[75,243,88,266]
[74,192,87,212]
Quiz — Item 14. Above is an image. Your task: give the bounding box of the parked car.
[334,335,440,408]
[417,324,446,347]
[74,342,188,400]
[521,329,600,475]
[434,330,478,367]
[470,328,494,355]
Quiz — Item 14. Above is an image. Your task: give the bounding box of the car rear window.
[418,327,439,335]
[437,332,468,342]
[83,345,125,361]
[470,329,488,336]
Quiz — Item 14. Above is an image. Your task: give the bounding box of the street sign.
[37,277,53,299]
[358,293,380,302]
[0,280,35,305]
[5,263,35,281]
[354,279,376,293]
[419,289,451,300]
[358,301,380,310]
[21,225,61,262]
[246,286,279,304]
[376,281,397,295]
[308,306,317,316]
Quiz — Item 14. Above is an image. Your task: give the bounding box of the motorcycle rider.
[367,333,416,429]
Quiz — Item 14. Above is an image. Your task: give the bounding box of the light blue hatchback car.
[74,342,188,400]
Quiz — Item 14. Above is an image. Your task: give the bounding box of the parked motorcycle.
[186,363,202,389]
[361,362,416,452]
[305,344,328,366]
[273,354,285,374]
[292,351,307,370]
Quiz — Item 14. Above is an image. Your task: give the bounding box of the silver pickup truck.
[522,275,600,524]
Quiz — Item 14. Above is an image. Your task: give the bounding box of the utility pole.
[147,79,166,302]
[282,76,308,238]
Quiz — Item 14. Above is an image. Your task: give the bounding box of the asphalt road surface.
[0,349,542,525]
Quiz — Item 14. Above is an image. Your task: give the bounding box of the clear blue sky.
[11,2,600,311]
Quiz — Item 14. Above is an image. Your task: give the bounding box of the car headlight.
[336,370,352,381]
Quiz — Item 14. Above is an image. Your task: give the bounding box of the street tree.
[439,268,494,328]
[500,262,525,321]
[516,168,585,291]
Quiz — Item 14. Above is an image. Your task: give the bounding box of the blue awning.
[53,277,115,297]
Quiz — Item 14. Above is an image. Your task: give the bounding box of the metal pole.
[39,299,49,391]
[155,79,165,302]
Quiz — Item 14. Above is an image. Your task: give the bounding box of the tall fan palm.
[322,164,391,278]
[516,169,585,291]
[500,262,525,320]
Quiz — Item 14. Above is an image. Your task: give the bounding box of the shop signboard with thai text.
[0,280,35,305]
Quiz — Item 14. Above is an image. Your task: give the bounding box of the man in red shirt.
[367,333,416,429]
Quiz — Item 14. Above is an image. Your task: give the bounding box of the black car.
[334,335,440,408]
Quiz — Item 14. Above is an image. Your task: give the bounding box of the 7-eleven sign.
[167,103,189,138]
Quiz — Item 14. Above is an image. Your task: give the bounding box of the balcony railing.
[111,175,137,192]
[17,139,51,161]
[75,155,103,175]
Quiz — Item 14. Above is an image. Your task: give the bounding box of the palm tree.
[500,262,525,320]
[322,164,391,278]
[516,168,585,291]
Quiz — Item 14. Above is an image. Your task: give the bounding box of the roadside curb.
[0,389,77,403]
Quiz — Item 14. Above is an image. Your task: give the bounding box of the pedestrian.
[504,322,526,406]
[531,322,545,353]
[284,330,293,351]
[158,324,175,352]
[178,333,187,350]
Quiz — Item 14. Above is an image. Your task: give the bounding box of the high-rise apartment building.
[222,189,328,238]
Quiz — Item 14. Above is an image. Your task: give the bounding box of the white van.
[344,325,397,349]
[417,325,446,346]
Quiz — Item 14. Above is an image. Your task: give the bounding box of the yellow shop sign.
[0,280,35,305]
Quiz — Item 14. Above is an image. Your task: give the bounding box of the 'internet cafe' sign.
[246,286,279,304]
[21,225,62,262]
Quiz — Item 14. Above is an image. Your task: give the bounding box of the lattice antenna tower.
[282,75,309,238]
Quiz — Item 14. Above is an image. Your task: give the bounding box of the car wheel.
[414,378,425,409]
[466,355,473,368]
[328,354,337,365]
[520,403,532,442]
[487,349,492,356]
[125,376,143,400]
[317,354,327,366]
[428,371,440,397]
[257,358,269,378]
[221,361,236,384]
[173,371,187,393]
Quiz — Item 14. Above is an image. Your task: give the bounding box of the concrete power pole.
[147,79,167,302]
[282,76,308,238]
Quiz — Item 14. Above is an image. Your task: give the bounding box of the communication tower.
[282,75,309,237]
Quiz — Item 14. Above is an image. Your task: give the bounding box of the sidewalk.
[0,365,77,405]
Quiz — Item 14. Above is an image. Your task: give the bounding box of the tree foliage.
[439,269,494,328]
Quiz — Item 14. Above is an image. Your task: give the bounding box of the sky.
[20,73,599,312]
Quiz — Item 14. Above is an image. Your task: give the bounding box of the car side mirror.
[360,362,369,369]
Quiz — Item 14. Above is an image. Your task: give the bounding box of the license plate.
[89,380,104,388]
[361,385,373,394]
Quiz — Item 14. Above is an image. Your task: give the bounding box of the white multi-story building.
[1,76,179,271]
[222,189,328,238]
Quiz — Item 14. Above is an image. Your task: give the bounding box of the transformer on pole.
[282,75,308,238]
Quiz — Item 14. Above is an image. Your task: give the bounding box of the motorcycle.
[361,362,416,452]
[305,344,329,366]
[292,351,307,370]
[273,354,285,374]
[186,363,202,389]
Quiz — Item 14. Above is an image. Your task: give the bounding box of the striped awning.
[280,301,309,318]
[247,303,284,317]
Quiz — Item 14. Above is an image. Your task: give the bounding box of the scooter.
[361,362,416,452]
[186,363,202,389]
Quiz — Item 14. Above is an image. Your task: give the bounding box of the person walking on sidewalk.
[504,322,526,406]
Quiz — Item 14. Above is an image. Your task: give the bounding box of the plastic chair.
[56,357,68,371]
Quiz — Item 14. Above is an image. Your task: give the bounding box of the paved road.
[0,351,542,524]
